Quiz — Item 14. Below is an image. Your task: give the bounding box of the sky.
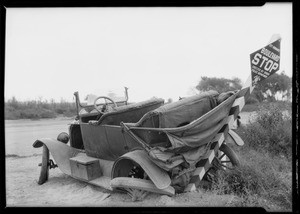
[5,3,292,103]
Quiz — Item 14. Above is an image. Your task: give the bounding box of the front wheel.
[37,145,50,185]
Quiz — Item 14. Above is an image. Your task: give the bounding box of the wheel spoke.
[219,162,234,170]
[204,144,239,184]
[221,160,231,163]
[219,153,226,160]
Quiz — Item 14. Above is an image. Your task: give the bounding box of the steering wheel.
[93,96,118,113]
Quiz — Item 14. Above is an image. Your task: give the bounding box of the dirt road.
[6,155,240,207]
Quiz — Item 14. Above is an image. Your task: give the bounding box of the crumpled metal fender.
[226,130,244,146]
[33,138,84,175]
[111,149,171,190]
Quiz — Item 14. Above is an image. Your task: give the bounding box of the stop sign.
[250,38,281,86]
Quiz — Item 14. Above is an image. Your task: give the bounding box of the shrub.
[63,110,76,117]
[19,108,40,119]
[5,97,78,120]
[238,103,292,157]
[5,109,21,120]
[55,108,65,114]
[40,110,56,118]
[210,147,292,210]
[210,102,293,210]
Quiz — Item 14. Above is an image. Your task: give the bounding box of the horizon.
[4,73,292,104]
[5,3,292,103]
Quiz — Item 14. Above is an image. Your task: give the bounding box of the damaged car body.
[33,35,281,201]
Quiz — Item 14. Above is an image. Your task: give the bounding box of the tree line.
[5,72,291,120]
[5,97,77,120]
[196,71,292,104]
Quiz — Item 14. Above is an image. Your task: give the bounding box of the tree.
[252,71,292,102]
[196,76,242,93]
[8,96,19,109]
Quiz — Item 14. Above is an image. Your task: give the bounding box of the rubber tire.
[219,143,240,167]
[38,145,50,185]
[203,143,239,183]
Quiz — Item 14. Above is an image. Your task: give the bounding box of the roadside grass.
[210,146,292,211]
[208,102,292,211]
[239,103,292,158]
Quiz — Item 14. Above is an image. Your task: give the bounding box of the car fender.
[226,130,244,146]
[111,149,171,190]
[33,138,84,175]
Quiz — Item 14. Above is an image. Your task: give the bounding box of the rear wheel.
[217,143,240,169]
[202,143,240,186]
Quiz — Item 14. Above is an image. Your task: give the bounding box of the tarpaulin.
[124,91,238,168]
[128,91,237,152]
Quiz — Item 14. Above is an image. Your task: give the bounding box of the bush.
[208,102,293,210]
[40,110,56,118]
[5,97,78,120]
[19,108,40,119]
[63,110,76,118]
[238,103,292,157]
[5,109,21,120]
[55,108,65,114]
[210,147,292,210]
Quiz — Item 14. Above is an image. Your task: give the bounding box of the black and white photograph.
[3,2,295,211]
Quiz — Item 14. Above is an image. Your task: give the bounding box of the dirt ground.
[5,111,260,208]
[5,155,242,207]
